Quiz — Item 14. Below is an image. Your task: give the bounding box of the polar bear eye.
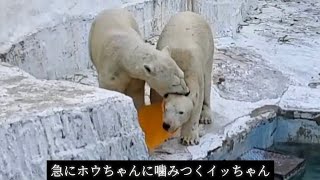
[179,111,184,115]
[144,65,152,73]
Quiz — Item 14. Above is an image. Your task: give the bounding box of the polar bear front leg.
[180,111,200,146]
[125,78,146,110]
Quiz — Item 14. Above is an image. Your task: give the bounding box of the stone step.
[239,148,306,180]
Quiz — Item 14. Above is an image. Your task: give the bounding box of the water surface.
[269,143,320,180]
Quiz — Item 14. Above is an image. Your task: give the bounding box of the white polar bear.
[151,11,214,145]
[89,9,189,110]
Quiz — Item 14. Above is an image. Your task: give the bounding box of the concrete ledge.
[0,0,256,80]
[0,0,189,80]
[193,0,257,37]
[0,18,93,80]
[0,63,148,179]
[279,86,320,113]
[150,83,320,160]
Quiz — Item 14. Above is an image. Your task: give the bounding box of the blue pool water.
[269,143,320,180]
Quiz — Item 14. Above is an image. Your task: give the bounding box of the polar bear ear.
[161,46,171,56]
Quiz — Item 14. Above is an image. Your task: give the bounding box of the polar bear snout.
[179,77,190,95]
[162,120,178,133]
[162,122,171,131]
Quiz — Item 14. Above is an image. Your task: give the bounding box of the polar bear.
[162,94,193,131]
[89,9,189,110]
[151,11,214,145]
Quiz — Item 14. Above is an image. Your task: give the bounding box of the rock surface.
[0,62,148,179]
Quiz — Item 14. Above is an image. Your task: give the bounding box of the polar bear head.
[162,94,193,133]
[142,46,189,97]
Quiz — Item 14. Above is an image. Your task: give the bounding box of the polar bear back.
[157,12,213,58]
[89,9,142,68]
[157,11,214,74]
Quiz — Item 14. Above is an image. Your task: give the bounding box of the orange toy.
[137,101,176,151]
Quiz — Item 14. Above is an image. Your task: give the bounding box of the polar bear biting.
[150,11,214,146]
[89,9,189,110]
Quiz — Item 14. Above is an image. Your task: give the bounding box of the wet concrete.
[239,148,306,180]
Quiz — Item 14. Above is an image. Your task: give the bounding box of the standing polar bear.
[89,9,190,110]
[151,11,214,145]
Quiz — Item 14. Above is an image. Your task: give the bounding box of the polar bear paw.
[180,131,199,146]
[200,105,212,124]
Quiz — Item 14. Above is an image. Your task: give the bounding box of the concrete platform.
[239,148,306,180]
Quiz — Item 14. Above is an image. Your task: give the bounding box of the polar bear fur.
[89,9,189,110]
[151,11,214,145]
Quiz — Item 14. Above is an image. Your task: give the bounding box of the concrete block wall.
[0,0,190,80]
[193,0,257,37]
[0,0,256,80]
[0,63,149,179]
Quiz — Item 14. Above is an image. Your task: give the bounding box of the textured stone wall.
[0,63,149,180]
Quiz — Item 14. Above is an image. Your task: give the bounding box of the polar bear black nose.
[162,123,170,131]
